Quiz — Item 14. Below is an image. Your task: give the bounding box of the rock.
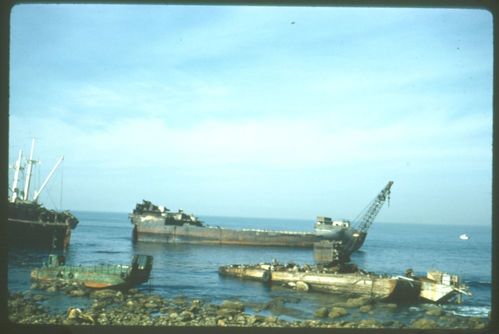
[46,286,57,293]
[247,315,258,325]
[92,289,117,300]
[381,303,398,310]
[328,307,348,319]
[66,307,95,324]
[295,281,309,292]
[314,307,329,318]
[426,307,443,317]
[411,318,438,329]
[358,319,382,328]
[32,295,45,302]
[265,315,278,324]
[179,310,193,321]
[345,296,372,308]
[69,289,88,297]
[217,319,226,326]
[220,300,244,312]
[359,305,373,313]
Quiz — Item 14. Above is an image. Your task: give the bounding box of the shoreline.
[8,281,490,329]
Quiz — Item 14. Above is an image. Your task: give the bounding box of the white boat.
[459,234,469,240]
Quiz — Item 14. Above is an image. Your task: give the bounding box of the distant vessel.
[129,181,393,252]
[31,254,153,289]
[459,234,469,240]
[8,139,78,249]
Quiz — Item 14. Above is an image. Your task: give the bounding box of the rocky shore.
[8,281,489,329]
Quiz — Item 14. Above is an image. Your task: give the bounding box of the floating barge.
[8,139,78,249]
[130,182,392,252]
[31,254,153,289]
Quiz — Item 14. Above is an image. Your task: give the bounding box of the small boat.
[459,234,469,240]
[219,261,421,302]
[31,254,153,289]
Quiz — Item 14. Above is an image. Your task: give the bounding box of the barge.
[219,241,470,304]
[130,181,393,252]
[8,139,78,249]
[219,261,420,302]
[31,254,153,289]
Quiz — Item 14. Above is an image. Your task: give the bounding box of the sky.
[8,5,493,225]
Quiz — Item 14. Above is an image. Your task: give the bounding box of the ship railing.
[240,228,310,235]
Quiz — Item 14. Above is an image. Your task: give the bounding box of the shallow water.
[8,211,491,323]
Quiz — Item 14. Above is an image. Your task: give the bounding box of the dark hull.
[8,218,72,250]
[131,215,365,250]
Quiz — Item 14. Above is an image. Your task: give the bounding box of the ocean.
[7,211,492,324]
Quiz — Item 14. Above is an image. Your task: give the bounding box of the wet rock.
[425,307,443,317]
[46,285,57,293]
[345,296,372,308]
[357,319,382,328]
[359,304,373,313]
[411,318,438,329]
[92,289,117,300]
[295,281,309,292]
[314,307,329,318]
[381,302,398,310]
[66,307,95,324]
[179,310,193,321]
[265,315,278,324]
[69,288,89,297]
[220,300,245,312]
[32,294,46,302]
[329,307,348,319]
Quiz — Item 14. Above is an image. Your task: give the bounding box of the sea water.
[7,211,492,323]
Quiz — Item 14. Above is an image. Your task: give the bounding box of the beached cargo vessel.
[8,139,78,249]
[129,182,392,251]
[31,254,153,289]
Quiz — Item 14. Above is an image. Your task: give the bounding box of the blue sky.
[9,5,492,225]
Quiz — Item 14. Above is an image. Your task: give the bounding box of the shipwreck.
[129,181,393,252]
[31,254,153,290]
[219,241,470,304]
[8,139,79,249]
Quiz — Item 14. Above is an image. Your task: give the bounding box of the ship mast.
[33,156,64,202]
[353,181,393,233]
[10,149,23,203]
[23,138,38,201]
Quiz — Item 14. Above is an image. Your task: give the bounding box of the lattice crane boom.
[353,181,393,233]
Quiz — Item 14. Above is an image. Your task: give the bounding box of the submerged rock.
[328,307,348,319]
[314,307,329,318]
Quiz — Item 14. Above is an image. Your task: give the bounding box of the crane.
[352,181,394,233]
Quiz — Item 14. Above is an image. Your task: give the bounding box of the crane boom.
[353,181,393,233]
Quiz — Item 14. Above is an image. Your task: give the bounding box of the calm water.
[8,211,492,322]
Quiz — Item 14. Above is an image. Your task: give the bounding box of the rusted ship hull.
[8,218,72,250]
[132,217,325,247]
[218,264,420,301]
[31,255,153,290]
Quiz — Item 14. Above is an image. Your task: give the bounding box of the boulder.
[220,300,245,312]
[314,307,329,318]
[328,307,348,319]
[411,318,438,329]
